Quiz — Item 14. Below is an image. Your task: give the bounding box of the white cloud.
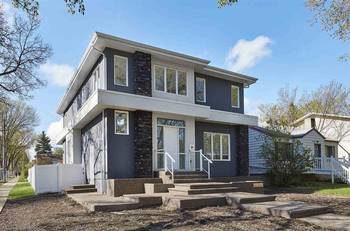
[47,119,63,145]
[39,62,74,87]
[225,36,272,72]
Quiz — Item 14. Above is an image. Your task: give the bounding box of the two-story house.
[56,32,258,193]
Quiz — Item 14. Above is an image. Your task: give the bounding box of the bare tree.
[11,0,85,15]
[260,81,350,142]
[0,6,51,99]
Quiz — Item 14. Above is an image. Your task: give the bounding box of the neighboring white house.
[293,113,350,161]
[249,126,338,175]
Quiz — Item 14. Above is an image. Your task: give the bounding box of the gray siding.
[81,114,105,192]
[64,57,103,128]
[195,121,237,177]
[248,128,268,174]
[105,109,135,179]
[104,48,135,94]
[195,73,244,114]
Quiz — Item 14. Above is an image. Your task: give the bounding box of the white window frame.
[196,77,206,103]
[114,55,128,87]
[203,132,231,161]
[114,110,129,135]
[231,85,240,108]
[153,65,187,96]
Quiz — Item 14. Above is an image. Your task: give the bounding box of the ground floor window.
[114,110,129,135]
[203,132,230,161]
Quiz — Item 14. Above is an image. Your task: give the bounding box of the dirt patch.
[0,194,327,231]
[266,187,350,216]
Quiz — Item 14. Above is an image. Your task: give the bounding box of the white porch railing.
[310,157,350,184]
[164,152,175,183]
[190,149,213,179]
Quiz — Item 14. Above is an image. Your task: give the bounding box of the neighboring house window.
[114,110,129,135]
[203,132,230,161]
[231,85,240,108]
[311,118,316,128]
[275,142,293,154]
[196,77,206,102]
[154,65,187,96]
[314,143,321,157]
[114,55,128,86]
[326,145,335,158]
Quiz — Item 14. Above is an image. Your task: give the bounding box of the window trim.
[231,85,240,108]
[196,77,206,103]
[113,55,129,87]
[153,64,187,96]
[114,110,129,135]
[92,65,100,92]
[203,132,231,161]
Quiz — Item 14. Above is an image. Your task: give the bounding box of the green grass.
[295,181,350,197]
[9,180,35,200]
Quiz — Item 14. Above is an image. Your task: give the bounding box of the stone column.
[134,111,153,178]
[134,51,152,96]
[236,125,249,176]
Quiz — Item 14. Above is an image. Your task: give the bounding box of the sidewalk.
[0,177,18,213]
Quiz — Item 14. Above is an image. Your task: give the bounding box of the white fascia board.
[98,90,211,118]
[205,109,258,126]
[56,127,69,145]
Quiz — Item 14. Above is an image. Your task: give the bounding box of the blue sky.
[4,0,350,142]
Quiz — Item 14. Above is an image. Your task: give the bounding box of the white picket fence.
[310,157,350,184]
[28,164,85,194]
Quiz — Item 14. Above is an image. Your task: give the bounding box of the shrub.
[259,129,313,186]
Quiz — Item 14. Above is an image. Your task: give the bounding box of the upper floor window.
[154,65,187,96]
[92,65,100,91]
[311,118,316,128]
[114,55,128,86]
[115,110,129,135]
[231,85,240,108]
[196,77,206,102]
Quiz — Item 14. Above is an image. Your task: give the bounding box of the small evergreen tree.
[34,131,52,156]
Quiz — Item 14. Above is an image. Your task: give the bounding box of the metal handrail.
[164,152,175,183]
[190,149,213,179]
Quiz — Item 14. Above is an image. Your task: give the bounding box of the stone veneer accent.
[236,125,249,176]
[134,110,153,177]
[134,51,152,96]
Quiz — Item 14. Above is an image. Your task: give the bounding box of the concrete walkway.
[0,177,18,213]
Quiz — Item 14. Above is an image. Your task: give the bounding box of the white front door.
[164,127,179,169]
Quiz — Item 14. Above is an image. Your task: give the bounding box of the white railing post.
[331,156,334,184]
[200,149,203,172]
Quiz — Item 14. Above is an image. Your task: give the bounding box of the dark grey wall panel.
[105,109,135,179]
[195,73,244,114]
[195,121,237,177]
[104,48,135,94]
[134,51,152,96]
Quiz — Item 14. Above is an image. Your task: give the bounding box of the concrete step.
[144,183,174,194]
[173,178,214,183]
[225,192,276,207]
[173,174,208,180]
[241,201,329,219]
[174,182,236,190]
[168,186,240,195]
[71,184,95,189]
[163,194,227,210]
[65,188,97,194]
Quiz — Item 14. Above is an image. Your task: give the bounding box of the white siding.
[296,130,326,157]
[248,128,268,174]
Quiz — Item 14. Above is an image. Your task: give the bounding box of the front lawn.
[298,181,350,197]
[9,181,35,200]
